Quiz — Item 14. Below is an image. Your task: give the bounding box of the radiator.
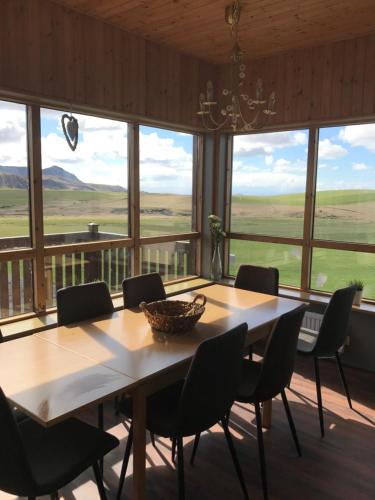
[301,311,323,332]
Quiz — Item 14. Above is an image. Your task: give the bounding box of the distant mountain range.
[0,165,126,192]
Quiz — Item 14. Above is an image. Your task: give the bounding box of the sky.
[1,99,375,196]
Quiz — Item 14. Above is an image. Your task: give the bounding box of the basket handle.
[139,301,147,311]
[192,294,207,307]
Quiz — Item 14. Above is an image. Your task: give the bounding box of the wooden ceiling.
[52,0,375,63]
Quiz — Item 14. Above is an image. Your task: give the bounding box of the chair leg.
[280,389,302,457]
[98,403,104,475]
[221,419,249,500]
[335,352,353,409]
[93,462,107,500]
[150,431,156,448]
[176,437,185,500]
[190,433,201,465]
[314,357,325,437]
[172,437,177,463]
[254,402,268,500]
[248,344,253,360]
[117,424,133,500]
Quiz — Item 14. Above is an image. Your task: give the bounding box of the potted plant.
[208,214,226,281]
[348,279,364,306]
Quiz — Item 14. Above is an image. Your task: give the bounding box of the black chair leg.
[176,437,185,500]
[93,462,107,500]
[248,344,253,360]
[222,419,249,500]
[254,402,268,500]
[172,437,177,463]
[280,389,302,457]
[150,431,156,448]
[335,352,353,409]
[117,424,133,500]
[98,403,104,475]
[190,433,201,465]
[314,357,325,437]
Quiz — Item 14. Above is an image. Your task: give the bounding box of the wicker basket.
[140,294,207,334]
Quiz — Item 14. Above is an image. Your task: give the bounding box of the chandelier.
[197,0,276,132]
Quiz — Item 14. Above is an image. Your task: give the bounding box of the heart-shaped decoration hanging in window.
[61,113,79,151]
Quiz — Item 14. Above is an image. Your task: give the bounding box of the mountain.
[0,165,126,192]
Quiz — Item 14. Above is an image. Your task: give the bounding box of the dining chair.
[234,304,306,500]
[117,323,250,500]
[0,387,118,500]
[295,285,356,437]
[122,272,166,308]
[234,264,279,359]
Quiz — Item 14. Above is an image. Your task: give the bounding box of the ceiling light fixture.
[197,0,276,132]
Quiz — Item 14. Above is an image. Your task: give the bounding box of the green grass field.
[1,188,374,299]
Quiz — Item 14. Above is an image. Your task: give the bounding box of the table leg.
[262,400,272,429]
[132,386,147,500]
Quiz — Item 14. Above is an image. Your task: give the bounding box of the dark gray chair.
[56,281,114,326]
[122,272,166,308]
[117,324,250,500]
[0,387,118,500]
[296,285,356,437]
[235,304,307,500]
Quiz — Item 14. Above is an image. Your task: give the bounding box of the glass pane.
[41,108,128,245]
[231,130,308,237]
[314,124,375,243]
[139,126,194,236]
[311,248,375,299]
[45,247,131,308]
[229,240,302,287]
[0,100,30,249]
[140,240,196,282]
[0,258,33,319]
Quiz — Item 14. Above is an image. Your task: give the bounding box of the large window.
[139,126,194,237]
[229,129,309,287]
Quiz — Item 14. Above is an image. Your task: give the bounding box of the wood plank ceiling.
[51,0,375,63]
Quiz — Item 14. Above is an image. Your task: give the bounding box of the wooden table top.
[0,335,135,426]
[37,284,302,383]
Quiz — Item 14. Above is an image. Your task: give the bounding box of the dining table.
[0,283,303,500]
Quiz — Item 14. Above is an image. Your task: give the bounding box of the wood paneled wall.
[0,0,215,129]
[217,34,375,129]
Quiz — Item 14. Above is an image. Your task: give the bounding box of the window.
[139,126,194,237]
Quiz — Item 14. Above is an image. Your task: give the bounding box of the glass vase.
[210,243,222,282]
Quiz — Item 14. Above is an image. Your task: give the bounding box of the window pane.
[314,124,375,244]
[140,240,196,282]
[41,108,128,245]
[0,258,33,319]
[45,247,131,308]
[139,126,194,236]
[0,100,30,249]
[229,240,302,287]
[311,248,375,299]
[231,130,308,237]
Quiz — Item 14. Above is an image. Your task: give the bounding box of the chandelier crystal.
[197,1,276,132]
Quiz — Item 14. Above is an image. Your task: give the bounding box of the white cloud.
[352,162,368,171]
[265,155,273,166]
[339,123,375,152]
[233,130,308,156]
[232,170,306,193]
[0,101,28,166]
[318,139,347,160]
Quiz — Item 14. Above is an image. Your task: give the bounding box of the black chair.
[233,305,307,500]
[234,264,279,359]
[122,272,166,308]
[0,387,118,500]
[117,324,250,500]
[56,281,114,327]
[296,285,356,438]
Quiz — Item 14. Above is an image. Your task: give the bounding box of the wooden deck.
[1,354,374,499]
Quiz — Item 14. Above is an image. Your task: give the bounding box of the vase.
[353,290,362,306]
[210,243,222,281]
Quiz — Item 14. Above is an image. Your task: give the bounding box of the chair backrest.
[178,323,247,436]
[234,264,279,296]
[56,281,114,326]
[251,305,307,402]
[0,388,36,495]
[122,272,166,308]
[314,285,356,357]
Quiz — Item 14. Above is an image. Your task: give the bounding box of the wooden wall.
[217,34,375,129]
[0,0,215,129]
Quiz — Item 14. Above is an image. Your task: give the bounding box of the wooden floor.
[2,355,375,500]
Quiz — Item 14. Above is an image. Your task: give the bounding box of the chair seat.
[236,359,262,403]
[119,381,185,438]
[19,417,119,495]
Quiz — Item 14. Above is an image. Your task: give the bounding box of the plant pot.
[353,290,363,306]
